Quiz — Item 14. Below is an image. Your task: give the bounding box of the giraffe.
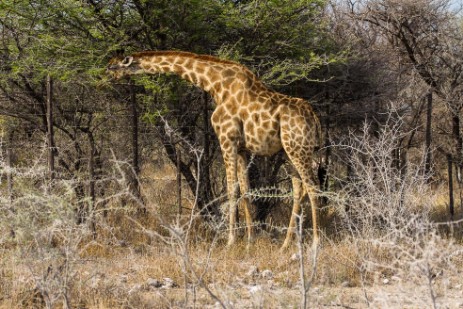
[107,51,322,249]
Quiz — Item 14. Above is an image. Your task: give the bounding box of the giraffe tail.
[314,114,327,193]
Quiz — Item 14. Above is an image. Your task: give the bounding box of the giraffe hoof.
[245,241,253,252]
[226,237,236,248]
[312,238,320,249]
[279,241,291,252]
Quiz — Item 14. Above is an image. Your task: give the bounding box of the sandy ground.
[112,276,463,308]
[2,247,463,309]
[70,256,463,308]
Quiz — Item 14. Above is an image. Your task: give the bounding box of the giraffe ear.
[115,48,125,57]
[121,56,134,67]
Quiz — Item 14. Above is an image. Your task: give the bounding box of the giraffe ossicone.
[108,50,322,249]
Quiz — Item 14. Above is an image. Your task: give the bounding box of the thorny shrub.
[329,113,463,308]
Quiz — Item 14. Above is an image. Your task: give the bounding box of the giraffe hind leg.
[282,155,319,249]
[281,176,303,249]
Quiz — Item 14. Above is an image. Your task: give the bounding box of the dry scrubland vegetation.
[2,0,463,308]
[1,120,463,309]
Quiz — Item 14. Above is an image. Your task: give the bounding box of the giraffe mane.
[131,51,246,68]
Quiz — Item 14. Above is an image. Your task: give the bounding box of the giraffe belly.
[244,132,282,156]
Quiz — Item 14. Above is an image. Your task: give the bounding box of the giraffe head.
[107,55,143,79]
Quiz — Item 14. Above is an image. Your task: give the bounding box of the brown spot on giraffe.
[223,68,236,78]
[225,103,238,115]
[245,121,254,132]
[222,78,233,89]
[257,127,266,137]
[236,90,244,103]
[239,108,250,119]
[107,50,322,249]
[196,64,206,74]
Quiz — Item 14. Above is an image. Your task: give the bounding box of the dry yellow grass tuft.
[2,157,463,308]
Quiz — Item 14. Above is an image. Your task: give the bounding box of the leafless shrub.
[330,110,463,308]
[335,113,432,237]
[0,155,91,308]
[0,139,141,308]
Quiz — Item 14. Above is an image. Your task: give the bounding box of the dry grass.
[2,144,463,308]
[1,205,463,308]
[2,218,462,309]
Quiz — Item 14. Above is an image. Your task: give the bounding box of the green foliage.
[0,0,346,221]
[222,0,327,55]
[218,0,344,86]
[0,0,131,85]
[0,0,340,90]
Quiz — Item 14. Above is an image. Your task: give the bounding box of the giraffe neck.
[128,51,271,104]
[133,51,234,100]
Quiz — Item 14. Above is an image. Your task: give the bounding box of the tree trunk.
[158,125,206,206]
[320,101,330,202]
[88,133,96,207]
[177,147,182,215]
[129,81,142,201]
[447,154,455,220]
[197,91,213,215]
[452,112,462,183]
[75,183,87,224]
[88,132,97,237]
[6,131,13,205]
[46,74,55,189]
[424,92,432,178]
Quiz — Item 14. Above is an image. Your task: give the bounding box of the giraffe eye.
[121,56,134,67]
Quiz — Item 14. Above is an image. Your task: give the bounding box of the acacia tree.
[1,0,342,224]
[119,0,339,219]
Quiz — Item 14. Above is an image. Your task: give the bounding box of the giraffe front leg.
[237,153,253,245]
[223,150,239,247]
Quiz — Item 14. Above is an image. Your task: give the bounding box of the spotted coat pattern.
[108,51,322,248]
